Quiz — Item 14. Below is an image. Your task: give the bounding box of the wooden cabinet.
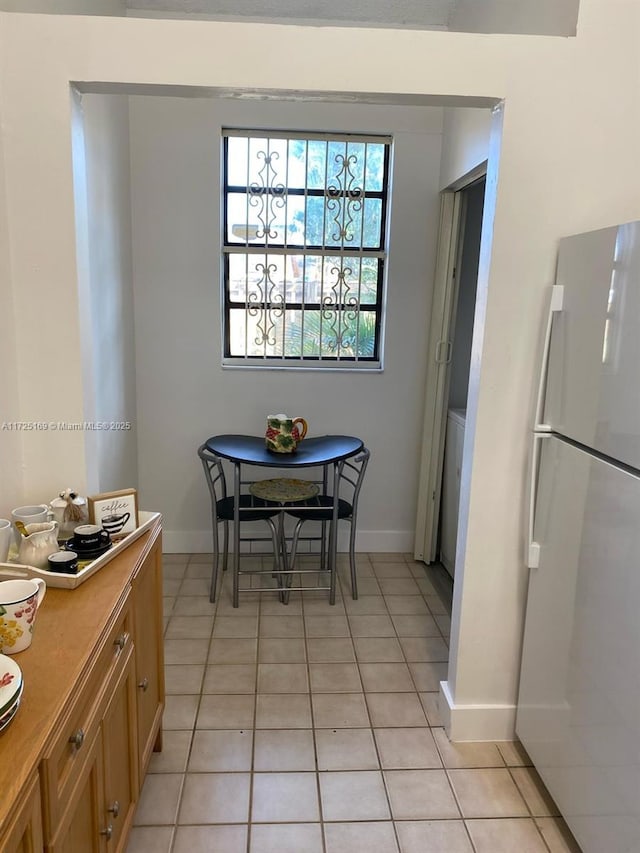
[132,544,164,777]
[49,730,105,853]
[101,647,138,853]
[41,602,134,836]
[0,518,163,853]
[48,643,140,853]
[1,774,44,853]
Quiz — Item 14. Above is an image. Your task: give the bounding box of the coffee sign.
[88,488,138,538]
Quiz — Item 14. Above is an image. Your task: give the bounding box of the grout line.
[505,764,557,853]
[154,551,480,853]
[165,556,214,853]
[245,565,263,853]
[340,558,400,847]
[440,766,476,851]
[301,585,328,853]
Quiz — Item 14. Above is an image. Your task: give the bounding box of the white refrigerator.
[516,221,640,853]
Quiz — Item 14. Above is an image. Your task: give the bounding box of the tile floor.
[126,552,582,853]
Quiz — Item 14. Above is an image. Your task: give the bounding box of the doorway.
[414,173,486,587]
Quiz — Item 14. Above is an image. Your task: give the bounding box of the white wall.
[128,95,443,551]
[439,107,491,189]
[0,22,22,516]
[75,93,138,494]
[0,0,639,740]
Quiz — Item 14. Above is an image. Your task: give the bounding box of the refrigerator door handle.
[527,431,552,568]
[534,284,564,431]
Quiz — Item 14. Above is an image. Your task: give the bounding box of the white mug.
[11,505,51,544]
[0,578,47,654]
[0,520,11,563]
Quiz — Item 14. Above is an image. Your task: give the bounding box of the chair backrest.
[197,444,227,509]
[338,447,370,510]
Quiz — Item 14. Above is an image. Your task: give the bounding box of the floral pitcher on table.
[265,414,308,453]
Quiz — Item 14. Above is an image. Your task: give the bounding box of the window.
[222,129,391,367]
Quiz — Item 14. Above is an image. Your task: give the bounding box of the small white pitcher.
[18,521,59,570]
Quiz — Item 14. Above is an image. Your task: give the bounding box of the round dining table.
[204,434,364,606]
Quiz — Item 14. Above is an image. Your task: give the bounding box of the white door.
[517,435,640,853]
[440,409,465,576]
[414,174,485,564]
[413,191,463,562]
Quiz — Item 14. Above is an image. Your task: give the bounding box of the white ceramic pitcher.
[17,521,59,570]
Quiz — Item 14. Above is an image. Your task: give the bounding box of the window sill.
[221,361,383,373]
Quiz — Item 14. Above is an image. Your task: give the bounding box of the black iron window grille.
[222,129,391,367]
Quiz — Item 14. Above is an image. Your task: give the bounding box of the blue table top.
[205,434,364,467]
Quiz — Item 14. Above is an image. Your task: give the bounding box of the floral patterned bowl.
[0,654,22,717]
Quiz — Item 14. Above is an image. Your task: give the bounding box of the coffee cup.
[0,578,46,654]
[73,525,110,549]
[0,520,11,563]
[101,513,130,537]
[48,550,79,574]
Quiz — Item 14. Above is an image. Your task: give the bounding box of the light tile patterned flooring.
[126,552,582,853]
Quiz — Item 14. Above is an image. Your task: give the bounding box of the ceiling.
[0,0,579,37]
[126,0,580,36]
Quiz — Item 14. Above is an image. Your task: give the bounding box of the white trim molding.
[163,527,414,554]
[439,680,517,742]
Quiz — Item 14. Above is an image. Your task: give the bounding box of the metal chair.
[285,448,370,599]
[197,444,281,602]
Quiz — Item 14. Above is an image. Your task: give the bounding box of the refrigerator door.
[544,221,640,469]
[517,436,640,853]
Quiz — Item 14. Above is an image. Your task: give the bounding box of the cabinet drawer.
[42,596,132,836]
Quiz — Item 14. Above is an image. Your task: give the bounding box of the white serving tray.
[0,511,161,589]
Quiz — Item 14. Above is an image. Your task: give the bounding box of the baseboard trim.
[163,528,414,554]
[439,680,517,742]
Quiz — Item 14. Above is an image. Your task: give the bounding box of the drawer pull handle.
[69,728,85,749]
[114,633,128,651]
[100,824,113,840]
[138,677,149,692]
[108,800,120,818]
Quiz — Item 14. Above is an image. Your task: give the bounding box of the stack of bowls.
[0,654,23,734]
